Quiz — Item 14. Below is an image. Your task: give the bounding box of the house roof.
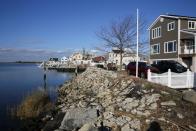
[92,56,105,62]
[61,56,68,60]
[148,14,196,30]
[164,14,196,19]
[49,58,58,61]
[111,47,135,54]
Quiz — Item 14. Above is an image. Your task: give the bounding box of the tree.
[97,15,146,70]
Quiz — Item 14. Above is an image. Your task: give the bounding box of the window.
[152,26,161,39]
[188,21,196,29]
[151,44,160,54]
[186,41,194,49]
[164,41,177,53]
[168,22,175,31]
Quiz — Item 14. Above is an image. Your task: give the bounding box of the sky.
[0,0,196,62]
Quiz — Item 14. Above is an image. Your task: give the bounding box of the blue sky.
[0,0,196,62]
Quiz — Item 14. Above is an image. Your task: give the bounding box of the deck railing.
[180,45,196,54]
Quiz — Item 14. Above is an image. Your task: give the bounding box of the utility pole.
[136,8,139,77]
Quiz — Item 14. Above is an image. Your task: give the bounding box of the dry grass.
[16,90,53,119]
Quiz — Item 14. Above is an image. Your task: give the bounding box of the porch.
[180,30,196,55]
[180,30,196,72]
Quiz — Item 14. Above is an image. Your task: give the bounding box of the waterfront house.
[69,52,83,61]
[92,56,106,63]
[69,52,93,65]
[61,56,68,64]
[48,57,60,67]
[90,56,106,67]
[148,14,196,72]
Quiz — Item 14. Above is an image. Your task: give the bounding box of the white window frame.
[152,26,161,39]
[188,21,196,29]
[164,40,177,53]
[167,21,175,31]
[151,43,160,54]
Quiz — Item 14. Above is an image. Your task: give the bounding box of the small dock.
[48,67,86,72]
[40,61,87,73]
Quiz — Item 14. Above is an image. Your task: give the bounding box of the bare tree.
[97,15,146,70]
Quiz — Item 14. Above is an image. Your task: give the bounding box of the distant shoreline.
[0,61,42,64]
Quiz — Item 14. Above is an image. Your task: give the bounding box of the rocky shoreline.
[42,67,196,131]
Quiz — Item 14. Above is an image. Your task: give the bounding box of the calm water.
[0,63,73,130]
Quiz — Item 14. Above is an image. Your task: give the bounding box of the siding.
[150,17,178,60]
[180,19,195,42]
[181,19,188,30]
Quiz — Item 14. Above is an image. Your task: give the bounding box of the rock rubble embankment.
[52,67,196,131]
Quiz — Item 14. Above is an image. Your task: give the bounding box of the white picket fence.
[147,69,196,89]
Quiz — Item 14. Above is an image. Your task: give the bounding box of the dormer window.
[168,22,175,31]
[188,21,196,29]
[152,26,161,39]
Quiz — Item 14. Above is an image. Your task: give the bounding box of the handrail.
[180,45,196,54]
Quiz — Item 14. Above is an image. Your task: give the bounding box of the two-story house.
[108,47,141,65]
[148,14,196,72]
[69,52,83,61]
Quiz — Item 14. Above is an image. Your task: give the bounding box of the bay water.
[0,63,73,130]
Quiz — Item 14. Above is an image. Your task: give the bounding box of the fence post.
[186,69,190,88]
[148,69,151,81]
[168,69,171,87]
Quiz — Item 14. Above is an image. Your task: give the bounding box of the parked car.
[151,60,188,73]
[126,62,160,78]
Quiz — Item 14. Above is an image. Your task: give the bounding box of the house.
[148,14,196,72]
[83,53,94,60]
[47,57,60,67]
[92,56,106,63]
[69,52,93,65]
[90,56,106,67]
[61,56,68,64]
[69,52,83,61]
[108,47,141,65]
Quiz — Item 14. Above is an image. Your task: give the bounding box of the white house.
[108,48,140,65]
[61,56,68,64]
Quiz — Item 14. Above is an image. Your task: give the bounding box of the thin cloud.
[0,48,65,54]
[0,48,74,62]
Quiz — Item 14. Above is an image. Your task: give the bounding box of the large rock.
[59,108,97,130]
[78,123,98,131]
[121,124,132,131]
[183,90,196,104]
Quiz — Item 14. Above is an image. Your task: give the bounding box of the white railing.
[181,45,196,54]
[147,69,195,89]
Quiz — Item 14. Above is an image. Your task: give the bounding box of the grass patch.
[16,90,53,119]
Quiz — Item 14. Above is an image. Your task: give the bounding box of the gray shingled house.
[148,14,196,72]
